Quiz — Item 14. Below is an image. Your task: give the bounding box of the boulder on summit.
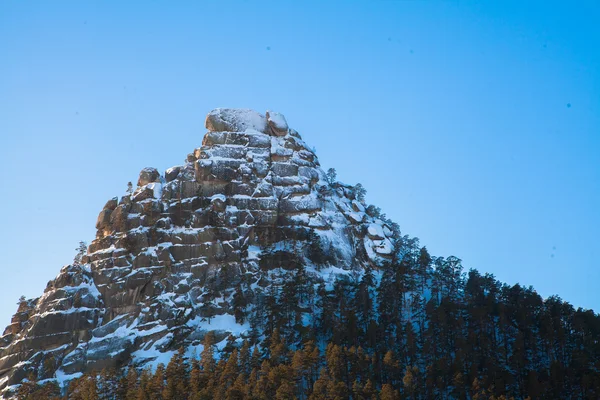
[205,108,268,133]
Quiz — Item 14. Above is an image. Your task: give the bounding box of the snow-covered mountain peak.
[0,109,398,396]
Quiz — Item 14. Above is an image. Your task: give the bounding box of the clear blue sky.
[0,1,598,327]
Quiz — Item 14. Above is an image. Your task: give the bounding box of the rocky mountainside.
[0,109,396,396]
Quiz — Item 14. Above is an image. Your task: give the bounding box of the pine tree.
[254,360,274,399]
[307,229,328,267]
[125,367,139,400]
[403,366,419,399]
[250,345,263,372]
[264,284,283,337]
[412,247,431,340]
[189,358,201,399]
[164,348,188,399]
[325,168,337,186]
[362,379,375,400]
[303,340,321,390]
[352,379,364,400]
[201,332,216,374]
[69,375,99,400]
[356,266,375,339]
[326,379,348,400]
[354,183,366,202]
[137,368,152,400]
[220,348,240,390]
[309,368,330,400]
[383,350,399,385]
[274,379,296,400]
[380,384,399,400]
[325,344,344,383]
[239,340,251,377]
[291,349,306,395]
[269,328,289,366]
[232,284,248,324]
[226,374,248,400]
[149,364,165,400]
[73,241,88,265]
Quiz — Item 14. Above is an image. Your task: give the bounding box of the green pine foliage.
[12,243,600,399]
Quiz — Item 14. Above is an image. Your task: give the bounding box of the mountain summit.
[0,109,395,394]
[2,109,599,399]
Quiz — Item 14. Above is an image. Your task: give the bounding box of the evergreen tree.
[164,348,188,399]
[309,368,330,400]
[380,383,399,400]
[201,332,217,374]
[325,168,337,186]
[189,358,201,400]
[239,340,252,377]
[125,367,139,400]
[149,364,166,400]
[354,183,366,202]
[137,368,152,400]
[403,366,419,400]
[227,374,248,400]
[73,241,88,265]
[274,379,296,400]
[220,348,240,390]
[232,284,248,324]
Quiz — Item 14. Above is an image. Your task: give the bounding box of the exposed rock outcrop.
[0,109,397,396]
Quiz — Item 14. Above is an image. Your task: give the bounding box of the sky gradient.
[0,0,599,327]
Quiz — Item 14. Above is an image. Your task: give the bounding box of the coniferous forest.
[12,241,600,400]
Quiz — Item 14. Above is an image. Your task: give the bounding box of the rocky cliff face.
[0,109,396,396]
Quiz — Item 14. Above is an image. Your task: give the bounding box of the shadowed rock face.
[0,109,396,396]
